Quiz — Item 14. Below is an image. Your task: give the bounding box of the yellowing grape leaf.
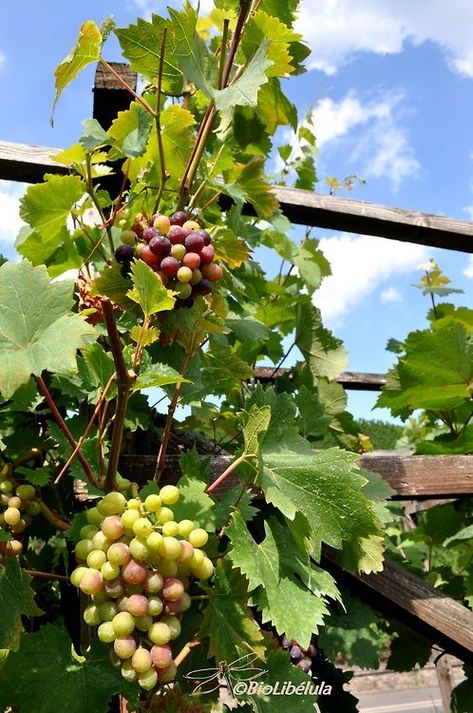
[0,261,96,398]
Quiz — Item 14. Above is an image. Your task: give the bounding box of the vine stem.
[36,376,97,488]
[39,501,69,531]
[24,569,69,582]
[154,348,193,480]
[100,59,157,118]
[85,154,115,255]
[101,300,134,491]
[53,373,116,485]
[206,453,247,494]
[153,28,170,214]
[174,639,202,668]
[269,341,296,378]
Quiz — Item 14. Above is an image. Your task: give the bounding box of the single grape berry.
[298,658,312,674]
[195,229,212,245]
[168,226,188,245]
[160,257,180,277]
[120,262,132,278]
[153,214,171,235]
[199,245,215,265]
[169,211,188,226]
[201,263,223,281]
[115,244,135,264]
[138,245,160,268]
[183,252,201,269]
[149,236,171,258]
[142,227,159,243]
[177,266,193,283]
[184,233,205,254]
[170,244,186,260]
[120,230,138,246]
[290,645,303,663]
[195,278,212,295]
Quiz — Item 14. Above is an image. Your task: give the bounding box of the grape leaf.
[214,41,273,112]
[0,624,139,713]
[0,558,43,651]
[65,512,89,544]
[214,485,258,529]
[257,78,298,132]
[318,592,389,669]
[51,20,102,123]
[295,302,348,381]
[127,260,175,318]
[242,11,302,77]
[0,528,11,542]
[80,118,110,150]
[0,261,96,398]
[387,622,431,672]
[14,465,52,487]
[170,476,217,532]
[115,15,182,94]
[133,362,186,392]
[227,512,336,648]
[444,524,473,547]
[225,316,269,343]
[20,175,85,243]
[199,559,265,663]
[90,262,133,308]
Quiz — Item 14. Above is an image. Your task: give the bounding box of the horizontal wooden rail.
[254,367,386,391]
[323,551,473,664]
[1,138,473,253]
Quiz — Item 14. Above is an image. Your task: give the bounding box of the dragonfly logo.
[184,652,267,696]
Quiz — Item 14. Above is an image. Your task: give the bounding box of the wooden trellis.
[3,63,473,668]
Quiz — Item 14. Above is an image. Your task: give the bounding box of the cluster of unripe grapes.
[279,634,317,674]
[0,465,40,558]
[114,210,223,309]
[70,485,213,691]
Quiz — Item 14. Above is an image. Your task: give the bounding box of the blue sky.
[1,0,473,422]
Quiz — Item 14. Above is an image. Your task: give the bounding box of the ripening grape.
[149,236,171,258]
[135,614,153,631]
[158,661,177,684]
[98,621,116,643]
[148,597,164,617]
[80,524,99,540]
[188,528,208,548]
[162,578,184,602]
[170,244,186,260]
[177,266,193,283]
[126,594,149,617]
[138,668,158,690]
[86,507,105,526]
[101,515,125,540]
[133,517,154,538]
[195,278,212,295]
[144,494,161,512]
[114,636,137,660]
[121,660,138,682]
[101,562,121,581]
[15,484,36,500]
[161,614,181,639]
[121,509,140,530]
[144,571,164,594]
[104,578,126,599]
[107,542,131,566]
[126,498,141,510]
[150,644,172,669]
[200,245,215,265]
[132,647,153,673]
[70,566,87,587]
[176,541,194,564]
[129,538,151,561]
[148,622,171,646]
[4,507,21,526]
[79,569,103,595]
[169,210,188,226]
[112,612,135,637]
[122,559,148,585]
[158,537,181,560]
[159,559,178,577]
[153,214,171,235]
[98,601,118,621]
[8,496,22,509]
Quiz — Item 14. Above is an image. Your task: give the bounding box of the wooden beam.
[271,186,473,253]
[0,140,66,183]
[253,367,387,391]
[323,550,473,664]
[359,453,473,499]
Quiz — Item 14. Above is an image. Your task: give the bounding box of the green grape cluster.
[0,464,41,557]
[70,485,213,690]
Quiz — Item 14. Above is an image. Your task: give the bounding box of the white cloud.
[296,0,473,78]
[463,256,473,278]
[310,91,420,190]
[314,234,428,321]
[0,53,5,71]
[0,181,25,251]
[380,286,402,303]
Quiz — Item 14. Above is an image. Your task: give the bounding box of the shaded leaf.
[0,558,43,651]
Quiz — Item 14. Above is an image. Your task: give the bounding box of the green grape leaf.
[199,559,265,663]
[0,528,11,542]
[90,262,133,308]
[130,324,160,347]
[259,0,300,28]
[295,301,348,380]
[444,524,473,547]
[0,624,139,713]
[0,558,43,651]
[14,466,52,487]
[387,623,431,672]
[20,175,85,243]
[214,41,273,111]
[257,78,298,132]
[65,512,89,544]
[167,4,217,97]
[171,477,217,533]
[292,240,331,294]
[377,322,473,414]
[223,157,279,218]
[296,385,331,439]
[227,512,336,648]
[0,261,96,399]
[214,485,258,529]
[225,316,269,343]
[83,343,115,391]
[241,405,272,464]
[51,20,102,123]
[127,260,175,318]
[133,363,186,392]
[121,107,153,158]
[318,592,389,669]
[80,118,110,150]
[115,15,182,94]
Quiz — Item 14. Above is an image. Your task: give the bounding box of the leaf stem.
[101,300,134,490]
[153,28,170,214]
[53,373,116,485]
[24,569,70,582]
[218,19,230,89]
[36,376,97,487]
[206,453,247,494]
[269,341,296,379]
[99,59,157,118]
[39,500,69,530]
[85,153,115,255]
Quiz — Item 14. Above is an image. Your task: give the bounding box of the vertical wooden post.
[436,655,454,713]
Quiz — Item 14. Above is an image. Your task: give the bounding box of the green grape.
[159,485,179,505]
[114,636,137,660]
[26,501,41,516]
[138,667,158,690]
[16,484,36,500]
[144,494,161,512]
[157,507,174,524]
[177,519,194,537]
[86,507,105,526]
[97,492,127,516]
[91,531,111,552]
[101,561,120,580]
[83,604,102,626]
[134,614,153,631]
[98,601,118,621]
[87,549,107,570]
[121,660,138,682]
[148,622,171,645]
[121,509,140,530]
[70,566,87,587]
[190,548,205,568]
[129,537,150,561]
[147,531,164,551]
[0,481,13,494]
[75,539,93,561]
[188,528,208,548]
[126,498,141,511]
[92,588,110,604]
[193,556,214,580]
[159,559,178,577]
[132,517,153,538]
[132,647,153,673]
[162,521,179,537]
[158,536,181,560]
[112,612,136,637]
[80,525,98,540]
[161,614,181,639]
[98,621,116,643]
[148,597,163,617]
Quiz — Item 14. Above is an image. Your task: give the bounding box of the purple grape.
[142,227,159,242]
[176,297,195,309]
[305,644,317,658]
[160,257,180,277]
[149,236,171,258]
[120,261,132,278]
[280,635,290,650]
[194,278,212,295]
[115,244,134,263]
[298,658,312,674]
[290,645,303,662]
[195,229,211,245]
[184,233,205,254]
[169,211,188,226]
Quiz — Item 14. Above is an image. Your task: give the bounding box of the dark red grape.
[290,645,303,662]
[169,211,188,226]
[199,245,214,265]
[201,263,223,281]
[160,257,180,277]
[195,278,212,295]
[280,635,290,650]
[137,245,160,268]
[115,244,135,263]
[120,262,132,278]
[142,227,159,243]
[298,658,311,674]
[305,644,317,658]
[184,233,205,253]
[195,229,211,245]
[168,226,189,245]
[149,236,171,258]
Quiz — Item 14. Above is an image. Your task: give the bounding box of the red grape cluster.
[70,485,213,691]
[279,634,317,674]
[0,465,40,558]
[114,210,223,309]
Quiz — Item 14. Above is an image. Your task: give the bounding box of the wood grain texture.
[323,551,473,663]
[0,140,66,183]
[253,367,387,391]
[360,452,473,498]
